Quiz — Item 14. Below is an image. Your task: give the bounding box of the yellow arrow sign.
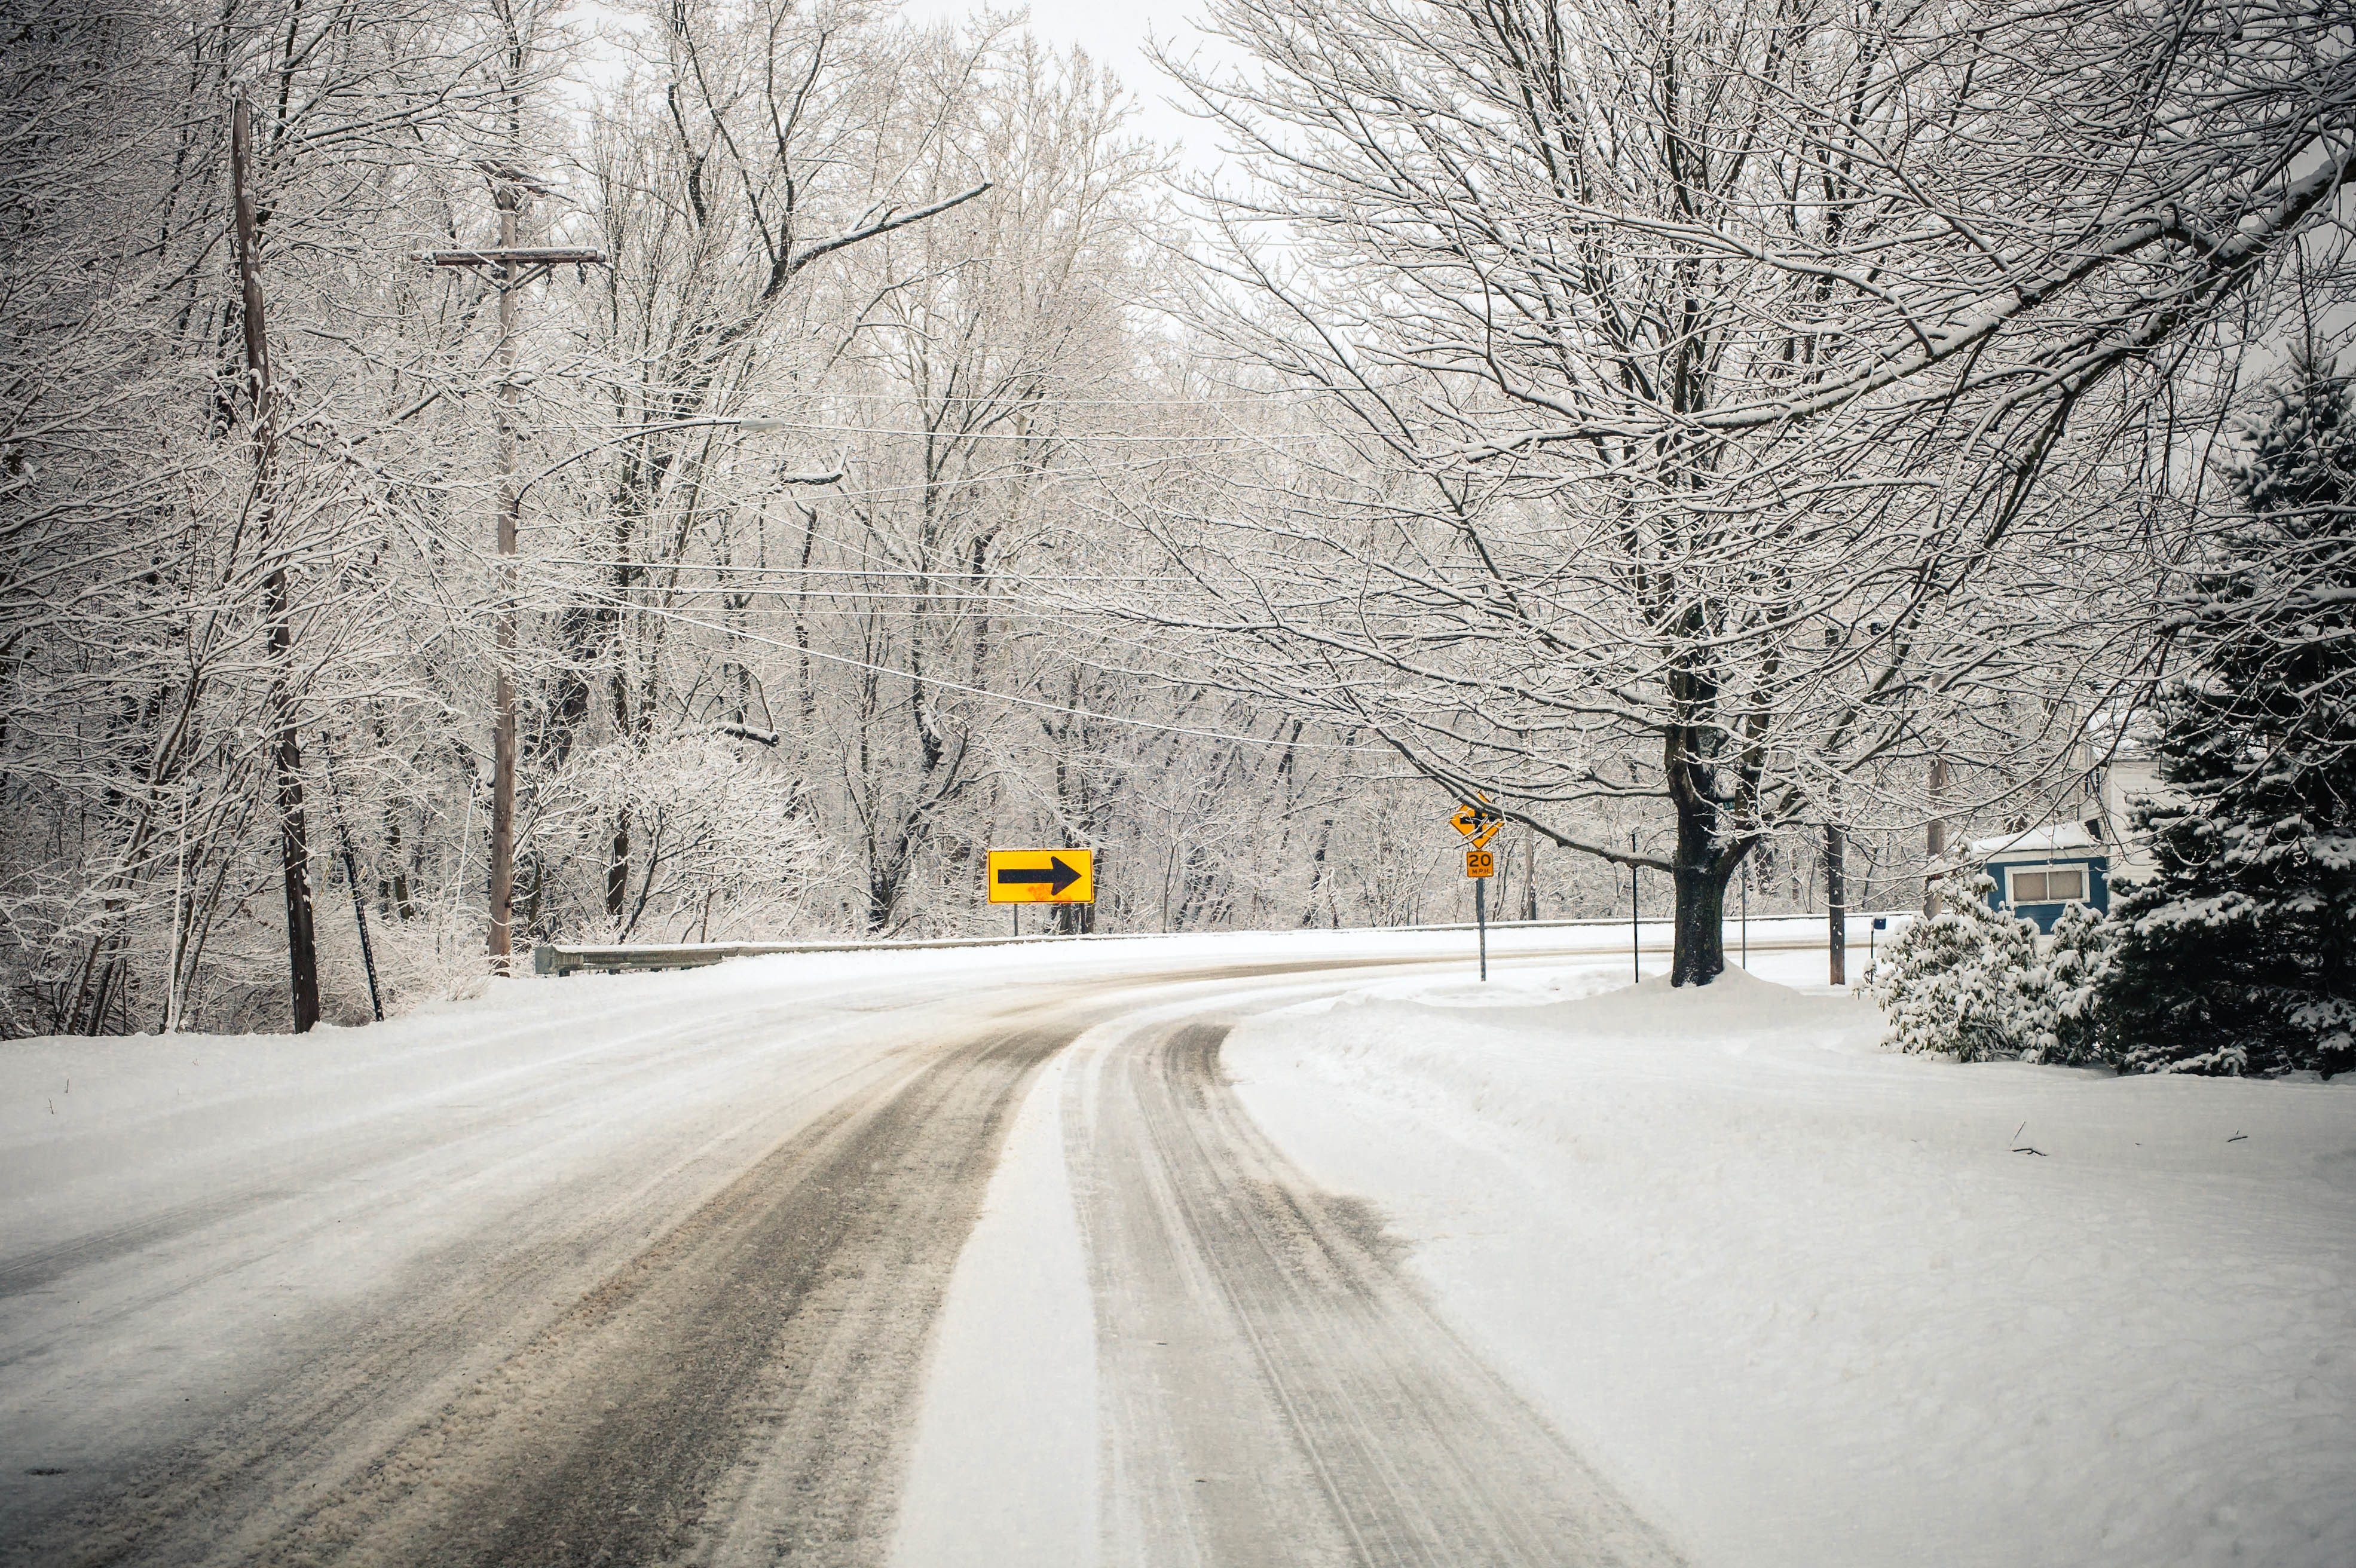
[986,848,1096,904]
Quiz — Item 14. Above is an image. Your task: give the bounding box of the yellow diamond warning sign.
[987,848,1096,904]
[1449,800,1503,850]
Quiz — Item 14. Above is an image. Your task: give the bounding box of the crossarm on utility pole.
[420,246,608,268]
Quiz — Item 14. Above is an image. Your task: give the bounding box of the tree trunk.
[1667,792,1737,987]
[270,605,322,1034]
[1670,858,1731,987]
[1663,722,1745,986]
[232,94,319,1034]
[384,809,416,920]
[605,811,630,923]
[1924,755,1950,916]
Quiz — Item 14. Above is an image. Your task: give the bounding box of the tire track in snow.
[1074,1018,1685,1567]
[0,991,892,1312]
[267,1012,1078,1568]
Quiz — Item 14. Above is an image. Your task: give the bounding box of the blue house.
[1967,821,2111,933]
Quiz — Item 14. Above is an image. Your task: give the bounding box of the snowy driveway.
[0,930,1681,1567]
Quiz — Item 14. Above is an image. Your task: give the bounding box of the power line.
[534,418,1324,445]
[706,421,1326,444]
[538,558,1198,583]
[568,586,1379,754]
[507,450,1203,523]
[672,390,1319,407]
[526,572,1242,674]
[559,389,1320,413]
[533,576,1244,672]
[805,422,1323,443]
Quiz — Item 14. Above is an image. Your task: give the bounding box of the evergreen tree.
[2102,371,2356,1078]
[2039,901,2114,1067]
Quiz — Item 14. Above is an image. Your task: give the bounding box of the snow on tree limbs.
[1136,0,2352,988]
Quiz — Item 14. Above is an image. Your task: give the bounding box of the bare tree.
[547,0,992,930]
[1138,0,2355,983]
[1,0,528,1032]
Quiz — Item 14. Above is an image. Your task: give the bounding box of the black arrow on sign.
[998,856,1081,896]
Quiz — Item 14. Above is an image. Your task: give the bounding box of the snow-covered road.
[6,923,2350,1567]
[1,928,1678,1566]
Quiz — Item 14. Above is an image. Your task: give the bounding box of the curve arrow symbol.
[996,856,1081,896]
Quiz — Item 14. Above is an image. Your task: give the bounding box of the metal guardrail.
[534,912,1914,978]
[534,932,1116,976]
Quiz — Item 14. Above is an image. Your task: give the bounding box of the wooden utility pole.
[422,185,604,970]
[1826,820,1848,987]
[489,186,521,972]
[232,94,321,1034]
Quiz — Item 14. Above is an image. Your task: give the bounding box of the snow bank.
[1225,959,2356,1568]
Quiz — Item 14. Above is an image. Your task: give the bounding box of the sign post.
[1465,846,1495,979]
[1629,829,1641,984]
[1453,797,1503,982]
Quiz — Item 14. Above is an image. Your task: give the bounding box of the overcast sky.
[893,0,1237,175]
[565,1,1246,186]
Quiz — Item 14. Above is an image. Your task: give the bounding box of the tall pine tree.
[2102,370,2356,1077]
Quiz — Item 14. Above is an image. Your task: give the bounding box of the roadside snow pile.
[1225,962,2356,1568]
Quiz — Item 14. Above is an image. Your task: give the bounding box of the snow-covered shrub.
[2030,901,2114,1066]
[1865,875,2036,1061]
[1864,874,2114,1064]
[536,736,823,943]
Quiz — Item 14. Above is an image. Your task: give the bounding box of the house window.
[2009,866,2086,904]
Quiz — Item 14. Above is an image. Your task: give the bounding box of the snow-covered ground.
[1226,952,2356,1568]
[0,915,1812,1265]
[14,920,2344,1566]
